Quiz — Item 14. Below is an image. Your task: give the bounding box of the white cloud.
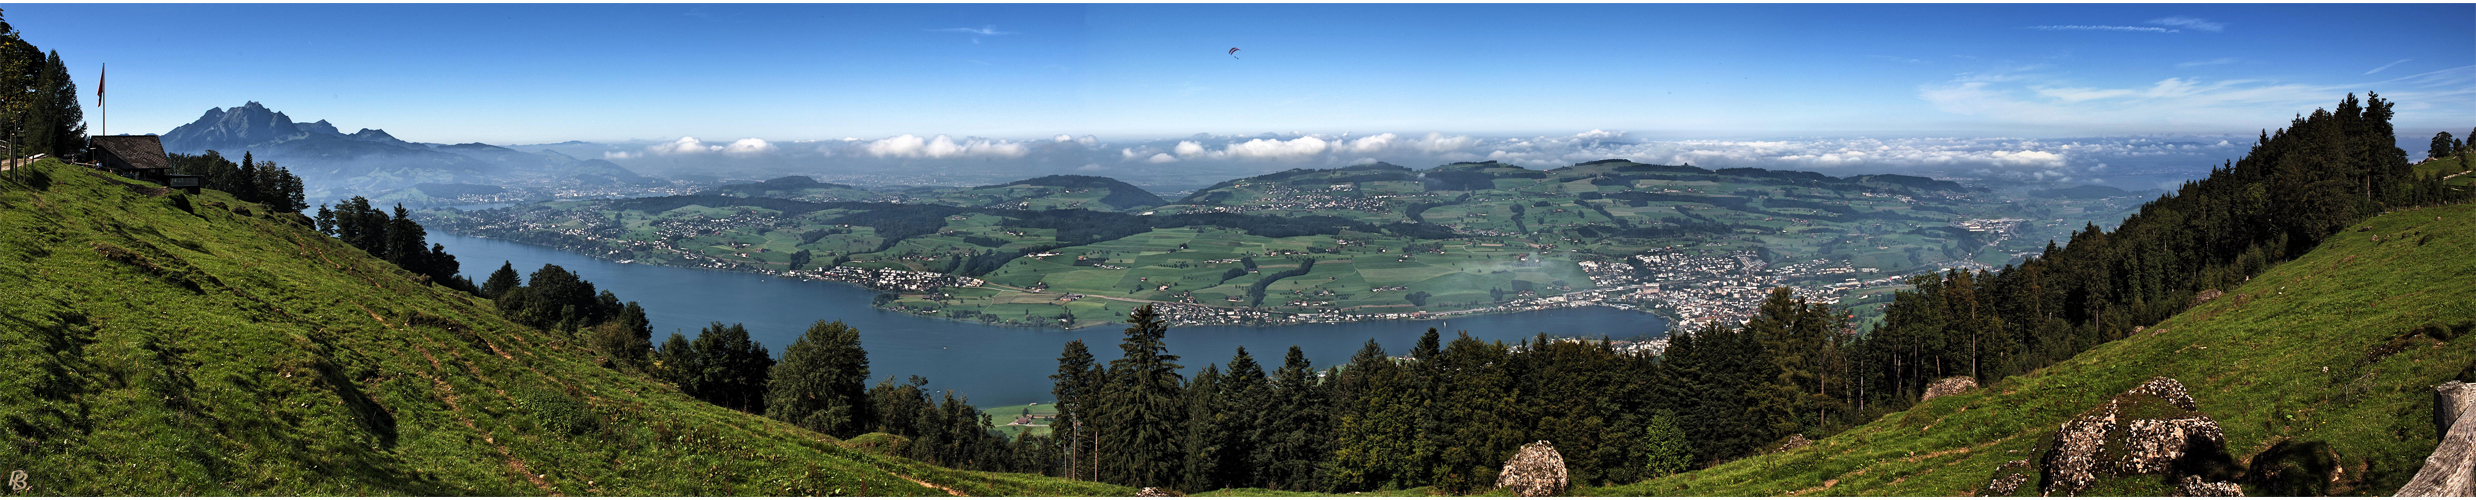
[647,136,721,155]
[1990,150,2065,167]
[722,138,776,157]
[2148,17,2225,32]
[1173,140,1208,157]
[1575,129,1627,140]
[1413,133,1480,154]
[865,134,1029,159]
[602,151,639,160]
[1146,153,1180,163]
[1055,134,1076,142]
[1343,133,1397,154]
[1076,163,1105,172]
[1218,136,1331,161]
[2031,25,2177,33]
[2366,59,2413,75]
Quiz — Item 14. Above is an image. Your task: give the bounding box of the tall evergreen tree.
[1217,347,1270,488]
[1323,340,1419,492]
[1420,334,1522,493]
[1259,346,1329,491]
[1051,340,1101,481]
[1096,305,1185,487]
[482,261,521,299]
[1179,364,1228,492]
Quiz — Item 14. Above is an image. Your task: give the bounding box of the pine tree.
[314,204,335,235]
[1421,334,1522,493]
[1323,339,1417,492]
[1179,364,1227,492]
[1259,346,1329,491]
[767,320,874,438]
[1097,305,1185,487]
[482,261,521,299]
[238,152,261,205]
[38,50,76,159]
[1050,340,1101,481]
[1639,410,1692,478]
[1216,347,1269,488]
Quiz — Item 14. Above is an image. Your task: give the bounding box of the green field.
[423,159,2150,329]
[1580,201,2476,496]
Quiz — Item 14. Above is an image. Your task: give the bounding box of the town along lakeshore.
[431,232,1671,406]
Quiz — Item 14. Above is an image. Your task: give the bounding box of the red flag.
[97,64,103,98]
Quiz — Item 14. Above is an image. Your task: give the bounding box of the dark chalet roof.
[92,135,171,171]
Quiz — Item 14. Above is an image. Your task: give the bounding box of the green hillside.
[1583,201,2476,496]
[0,160,1130,496]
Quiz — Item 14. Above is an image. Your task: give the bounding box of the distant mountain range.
[159,102,663,199]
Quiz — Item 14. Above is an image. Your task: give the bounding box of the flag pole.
[97,63,104,138]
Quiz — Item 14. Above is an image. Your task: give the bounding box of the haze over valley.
[4,3,2473,497]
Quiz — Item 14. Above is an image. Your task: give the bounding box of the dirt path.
[893,472,968,497]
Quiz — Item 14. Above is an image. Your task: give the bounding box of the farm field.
[422,159,2150,329]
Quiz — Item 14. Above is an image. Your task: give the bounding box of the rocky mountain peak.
[162,101,314,152]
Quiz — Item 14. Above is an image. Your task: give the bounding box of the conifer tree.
[1216,347,1270,488]
[1420,334,1522,493]
[482,261,521,299]
[1097,305,1184,487]
[1179,364,1227,492]
[1259,346,1329,491]
[1051,340,1101,481]
[1323,339,1418,492]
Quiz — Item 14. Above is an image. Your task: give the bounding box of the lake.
[429,232,1670,406]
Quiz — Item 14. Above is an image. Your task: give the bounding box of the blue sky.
[13,3,2472,144]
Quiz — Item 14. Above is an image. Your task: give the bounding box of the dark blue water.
[430,232,1668,406]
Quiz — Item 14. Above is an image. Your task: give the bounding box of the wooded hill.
[0,160,1128,495]
[1587,199,2475,496]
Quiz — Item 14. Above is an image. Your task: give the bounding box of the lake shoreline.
[441,230,1682,333]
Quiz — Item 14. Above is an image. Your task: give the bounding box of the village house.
[88,135,201,192]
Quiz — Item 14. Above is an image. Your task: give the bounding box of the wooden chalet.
[89,135,201,191]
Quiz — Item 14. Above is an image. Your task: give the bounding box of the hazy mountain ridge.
[159,102,663,199]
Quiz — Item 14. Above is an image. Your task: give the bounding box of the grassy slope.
[1584,202,2476,496]
[0,161,1130,496]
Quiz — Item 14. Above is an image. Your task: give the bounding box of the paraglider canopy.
[1228,47,1240,59]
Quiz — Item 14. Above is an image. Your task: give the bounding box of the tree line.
[1851,93,2470,411]
[1044,297,1847,494]
[168,150,306,213]
[316,196,473,292]
[483,261,1060,473]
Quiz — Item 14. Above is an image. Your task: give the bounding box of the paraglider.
[1228,47,1241,59]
